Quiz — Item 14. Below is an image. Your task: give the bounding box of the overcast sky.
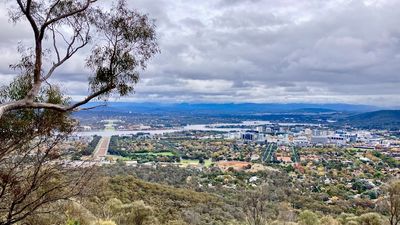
[1,0,400,106]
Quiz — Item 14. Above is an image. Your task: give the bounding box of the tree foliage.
[385,180,400,225]
[0,0,159,224]
[0,0,159,117]
[298,210,320,225]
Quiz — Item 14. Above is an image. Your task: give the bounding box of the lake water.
[74,124,247,137]
[74,121,320,137]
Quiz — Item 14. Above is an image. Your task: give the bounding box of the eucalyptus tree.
[0,0,159,224]
[386,180,400,225]
[0,0,159,116]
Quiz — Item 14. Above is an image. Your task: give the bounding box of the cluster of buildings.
[228,123,400,160]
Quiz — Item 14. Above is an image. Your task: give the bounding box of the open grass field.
[204,159,213,167]
[105,155,131,161]
[180,159,199,165]
[133,151,176,156]
[180,159,213,167]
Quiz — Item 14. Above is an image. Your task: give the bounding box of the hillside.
[29,172,241,225]
[25,164,394,225]
[344,110,400,130]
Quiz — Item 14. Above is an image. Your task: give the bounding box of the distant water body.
[74,124,246,137]
[74,121,319,137]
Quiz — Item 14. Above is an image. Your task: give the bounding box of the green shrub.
[298,210,320,225]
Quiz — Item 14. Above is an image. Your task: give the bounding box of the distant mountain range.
[79,102,383,114]
[74,102,400,129]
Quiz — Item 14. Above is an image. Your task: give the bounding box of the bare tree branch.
[42,23,90,82]
[16,0,39,38]
[40,0,96,37]
[0,84,115,118]
[1,0,158,120]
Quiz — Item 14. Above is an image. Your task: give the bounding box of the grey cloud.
[1,0,400,106]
